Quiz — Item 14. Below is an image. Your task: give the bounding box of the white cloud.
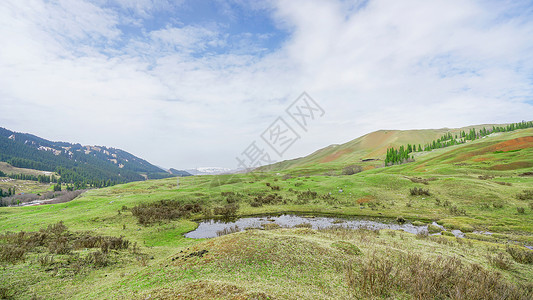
[0,0,532,169]
[149,25,226,53]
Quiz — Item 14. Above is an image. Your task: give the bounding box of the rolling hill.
[260,123,516,173]
[0,123,532,299]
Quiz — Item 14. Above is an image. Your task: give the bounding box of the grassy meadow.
[1,128,533,299]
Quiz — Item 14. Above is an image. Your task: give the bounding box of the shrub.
[131,200,203,225]
[294,222,312,228]
[48,236,71,254]
[86,251,109,267]
[506,245,533,264]
[493,202,505,209]
[251,194,283,206]
[517,207,526,214]
[296,189,318,202]
[449,205,467,216]
[517,190,533,201]
[427,224,441,233]
[38,254,54,267]
[261,223,280,230]
[342,165,363,175]
[408,177,436,185]
[213,204,239,219]
[410,187,430,196]
[487,252,512,270]
[0,222,131,272]
[0,244,26,264]
[345,252,530,299]
[216,225,240,237]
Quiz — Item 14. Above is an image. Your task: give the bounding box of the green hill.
[261,123,513,174]
[0,126,532,299]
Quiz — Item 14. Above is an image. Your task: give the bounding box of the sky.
[1,0,533,170]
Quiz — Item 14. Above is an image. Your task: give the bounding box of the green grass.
[1,128,533,298]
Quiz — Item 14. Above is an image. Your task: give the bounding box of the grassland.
[1,128,532,299]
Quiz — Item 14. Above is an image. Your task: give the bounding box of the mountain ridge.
[0,127,177,185]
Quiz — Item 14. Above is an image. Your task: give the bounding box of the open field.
[0,162,57,177]
[1,128,533,298]
[0,178,53,195]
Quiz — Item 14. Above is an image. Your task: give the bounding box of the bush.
[427,224,441,233]
[345,252,531,299]
[86,251,110,267]
[216,225,240,237]
[493,202,505,209]
[251,194,283,207]
[410,187,430,196]
[0,222,131,272]
[487,252,512,270]
[296,189,318,202]
[261,223,280,230]
[506,245,533,264]
[294,222,312,228]
[213,204,239,219]
[131,200,203,225]
[408,177,436,185]
[517,190,533,201]
[449,205,467,216]
[517,207,526,214]
[0,244,26,264]
[342,165,363,175]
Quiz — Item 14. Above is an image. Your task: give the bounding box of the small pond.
[185,214,457,239]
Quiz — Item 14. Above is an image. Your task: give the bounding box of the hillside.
[0,127,175,186]
[261,123,509,173]
[0,127,532,299]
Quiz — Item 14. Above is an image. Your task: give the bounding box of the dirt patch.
[473,157,491,162]
[489,136,533,152]
[362,165,375,171]
[356,196,375,205]
[489,161,533,171]
[519,172,533,177]
[407,177,437,185]
[320,149,350,163]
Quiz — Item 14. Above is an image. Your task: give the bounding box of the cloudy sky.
[1,0,532,169]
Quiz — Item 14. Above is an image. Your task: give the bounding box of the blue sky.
[1,0,533,169]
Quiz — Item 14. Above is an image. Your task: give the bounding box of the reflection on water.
[185,214,431,239]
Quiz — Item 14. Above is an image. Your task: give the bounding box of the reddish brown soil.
[356,196,375,205]
[489,161,533,171]
[320,149,350,163]
[488,136,533,152]
[473,157,491,162]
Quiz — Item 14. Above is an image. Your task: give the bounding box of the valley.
[1,126,532,299]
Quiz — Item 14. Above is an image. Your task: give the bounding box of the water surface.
[185,214,430,239]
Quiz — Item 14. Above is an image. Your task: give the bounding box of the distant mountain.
[168,168,193,177]
[0,127,175,186]
[259,123,511,172]
[185,167,233,175]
